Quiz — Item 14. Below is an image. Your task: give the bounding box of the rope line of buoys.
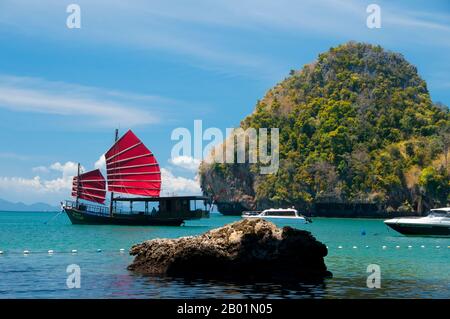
[0,248,130,255]
[1,245,448,255]
[326,245,449,250]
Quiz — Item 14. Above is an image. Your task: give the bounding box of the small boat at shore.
[62,129,211,226]
[242,208,310,224]
[384,207,450,236]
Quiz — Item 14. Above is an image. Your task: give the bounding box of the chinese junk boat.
[62,130,210,226]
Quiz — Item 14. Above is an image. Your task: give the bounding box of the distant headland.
[0,198,59,212]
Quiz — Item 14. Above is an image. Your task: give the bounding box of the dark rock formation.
[128,218,332,281]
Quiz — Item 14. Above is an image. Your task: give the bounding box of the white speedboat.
[242,208,310,224]
[384,207,450,236]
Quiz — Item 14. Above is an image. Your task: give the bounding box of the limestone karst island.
[200,42,449,218]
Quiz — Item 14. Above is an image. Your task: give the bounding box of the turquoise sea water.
[0,211,448,298]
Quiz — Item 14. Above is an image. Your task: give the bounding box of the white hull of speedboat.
[384,208,450,236]
[243,215,307,224]
[242,208,309,225]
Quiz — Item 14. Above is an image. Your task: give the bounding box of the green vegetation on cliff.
[200,42,450,213]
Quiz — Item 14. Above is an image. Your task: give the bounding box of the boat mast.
[109,129,119,217]
[75,163,81,208]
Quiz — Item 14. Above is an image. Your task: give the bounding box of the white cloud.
[0,176,42,191]
[0,175,66,205]
[3,0,449,47]
[0,152,29,161]
[0,161,83,204]
[0,0,279,77]
[0,162,202,204]
[160,168,201,196]
[1,0,449,79]
[387,11,450,33]
[49,161,79,176]
[94,154,106,170]
[169,155,201,172]
[0,75,166,127]
[32,166,50,173]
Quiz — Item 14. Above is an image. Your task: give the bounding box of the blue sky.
[0,0,449,204]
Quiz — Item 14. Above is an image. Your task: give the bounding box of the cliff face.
[200,42,450,213]
[200,162,257,209]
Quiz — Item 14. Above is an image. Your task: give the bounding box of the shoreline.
[0,210,421,220]
[213,212,422,219]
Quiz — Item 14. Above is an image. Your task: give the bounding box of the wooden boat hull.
[64,207,184,226]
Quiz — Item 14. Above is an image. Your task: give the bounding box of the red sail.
[72,169,106,204]
[105,130,161,197]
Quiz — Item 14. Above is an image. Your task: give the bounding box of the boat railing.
[64,200,110,216]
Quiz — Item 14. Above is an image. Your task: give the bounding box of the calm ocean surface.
[0,211,448,299]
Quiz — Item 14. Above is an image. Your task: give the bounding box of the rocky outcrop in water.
[128,218,331,281]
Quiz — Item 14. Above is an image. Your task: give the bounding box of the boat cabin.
[112,195,211,219]
[65,195,211,220]
[261,208,299,217]
[428,208,450,217]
